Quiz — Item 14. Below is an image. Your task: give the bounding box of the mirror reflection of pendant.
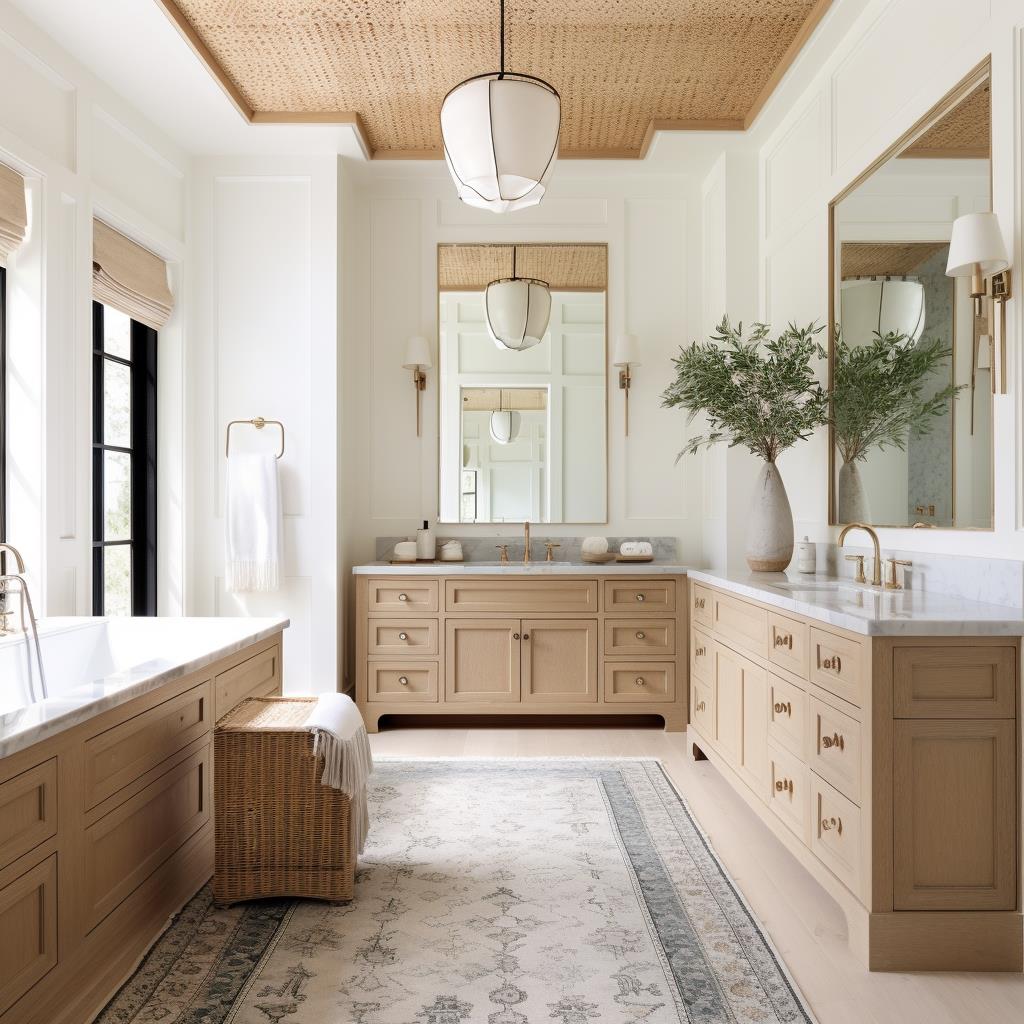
[489,409,519,444]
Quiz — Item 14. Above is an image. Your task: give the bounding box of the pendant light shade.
[485,275,551,351]
[439,0,560,213]
[840,279,926,342]
[489,409,520,445]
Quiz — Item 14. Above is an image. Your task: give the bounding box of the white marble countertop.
[0,615,289,759]
[689,569,1024,636]
[353,561,691,575]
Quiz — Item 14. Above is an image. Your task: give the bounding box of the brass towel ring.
[225,417,285,459]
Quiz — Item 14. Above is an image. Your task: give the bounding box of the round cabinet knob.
[635,631,645,640]
[636,593,646,602]
[635,677,646,686]
[398,676,409,686]
[398,593,408,602]
[513,633,521,640]
[398,632,408,641]
[523,633,530,640]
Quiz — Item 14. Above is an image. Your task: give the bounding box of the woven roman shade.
[92,220,173,330]
[0,162,27,266]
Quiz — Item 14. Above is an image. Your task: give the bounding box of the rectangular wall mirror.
[829,62,993,530]
[438,243,608,524]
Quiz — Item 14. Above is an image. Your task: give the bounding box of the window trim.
[92,301,158,615]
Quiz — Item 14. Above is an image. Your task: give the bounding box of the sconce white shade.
[440,75,560,214]
[402,335,433,369]
[840,280,925,342]
[484,277,551,351]
[946,212,1009,277]
[613,333,640,367]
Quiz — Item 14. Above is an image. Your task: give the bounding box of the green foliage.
[661,317,829,464]
[832,329,961,465]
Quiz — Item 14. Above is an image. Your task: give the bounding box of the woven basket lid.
[216,696,318,732]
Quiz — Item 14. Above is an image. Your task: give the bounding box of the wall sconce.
[403,335,432,436]
[946,212,1012,393]
[613,334,640,436]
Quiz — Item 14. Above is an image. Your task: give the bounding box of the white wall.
[188,155,340,693]
[0,0,190,616]
[753,0,1024,559]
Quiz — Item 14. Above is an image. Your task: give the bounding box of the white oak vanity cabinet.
[0,634,283,1024]
[688,579,1022,971]
[355,571,688,732]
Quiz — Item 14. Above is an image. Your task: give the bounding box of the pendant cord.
[499,0,505,77]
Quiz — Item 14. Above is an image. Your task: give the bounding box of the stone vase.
[745,461,794,572]
[837,460,871,524]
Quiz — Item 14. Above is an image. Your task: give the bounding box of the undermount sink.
[765,580,862,593]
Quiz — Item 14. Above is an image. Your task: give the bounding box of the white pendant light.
[485,246,551,351]
[489,409,520,445]
[840,279,926,342]
[440,0,560,213]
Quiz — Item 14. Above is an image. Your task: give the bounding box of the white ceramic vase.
[837,460,871,524]
[746,461,794,572]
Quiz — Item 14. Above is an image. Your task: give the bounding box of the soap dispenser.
[416,520,436,561]
[796,535,816,574]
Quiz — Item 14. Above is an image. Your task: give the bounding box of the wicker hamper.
[214,696,356,904]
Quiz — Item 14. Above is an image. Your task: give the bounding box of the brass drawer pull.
[773,700,792,716]
[821,732,845,751]
[694,597,706,609]
[636,593,646,602]
[635,676,646,686]
[822,654,842,673]
[398,632,409,641]
[695,645,706,657]
[398,676,409,686]
[635,631,646,640]
[774,778,794,795]
[821,815,843,835]
[398,593,409,602]
[696,699,706,712]
[774,633,793,649]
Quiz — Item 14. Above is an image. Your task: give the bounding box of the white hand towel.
[620,541,653,556]
[225,453,283,592]
[304,693,374,854]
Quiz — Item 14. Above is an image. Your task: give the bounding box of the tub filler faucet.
[0,544,48,701]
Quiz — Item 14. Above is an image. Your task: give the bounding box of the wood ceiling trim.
[155,0,832,159]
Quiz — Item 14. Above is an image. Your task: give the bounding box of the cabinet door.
[0,854,57,1015]
[715,644,767,791]
[445,619,521,702]
[522,620,597,703]
[738,660,768,796]
[894,719,1016,910]
[714,645,745,768]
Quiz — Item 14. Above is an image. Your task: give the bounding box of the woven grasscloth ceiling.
[840,241,949,280]
[439,243,607,290]
[158,0,832,157]
[901,82,990,159]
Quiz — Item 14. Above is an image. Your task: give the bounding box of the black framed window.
[92,302,157,615]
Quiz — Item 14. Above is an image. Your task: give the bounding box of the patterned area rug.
[98,759,814,1023]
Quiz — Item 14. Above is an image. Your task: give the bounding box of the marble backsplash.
[375,534,680,564]
[815,542,1024,609]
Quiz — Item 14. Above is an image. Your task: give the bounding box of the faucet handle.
[495,544,510,565]
[544,542,560,563]
[844,553,867,584]
[884,558,912,590]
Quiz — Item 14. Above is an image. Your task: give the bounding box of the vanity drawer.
[367,662,438,702]
[768,742,809,843]
[215,644,281,720]
[808,694,862,804]
[712,591,768,658]
[691,676,715,737]
[605,663,675,703]
[691,582,712,626]
[767,673,806,760]
[368,578,439,614]
[809,627,864,707]
[84,681,212,809]
[367,618,439,657]
[893,646,1016,719]
[690,627,712,683]
[810,774,862,896]
[768,612,808,679]
[605,618,675,657]
[446,579,597,614]
[604,579,676,614]
[0,759,57,872]
[0,853,58,1015]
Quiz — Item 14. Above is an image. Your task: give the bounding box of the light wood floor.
[369,724,1024,1024]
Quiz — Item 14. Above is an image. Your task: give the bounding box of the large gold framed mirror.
[436,243,608,524]
[828,60,993,530]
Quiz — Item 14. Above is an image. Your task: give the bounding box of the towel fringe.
[310,726,374,854]
[226,559,280,593]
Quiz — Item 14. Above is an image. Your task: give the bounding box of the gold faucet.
[523,522,531,564]
[838,523,882,587]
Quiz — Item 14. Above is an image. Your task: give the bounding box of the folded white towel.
[304,693,374,854]
[225,453,282,592]
[620,541,653,556]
